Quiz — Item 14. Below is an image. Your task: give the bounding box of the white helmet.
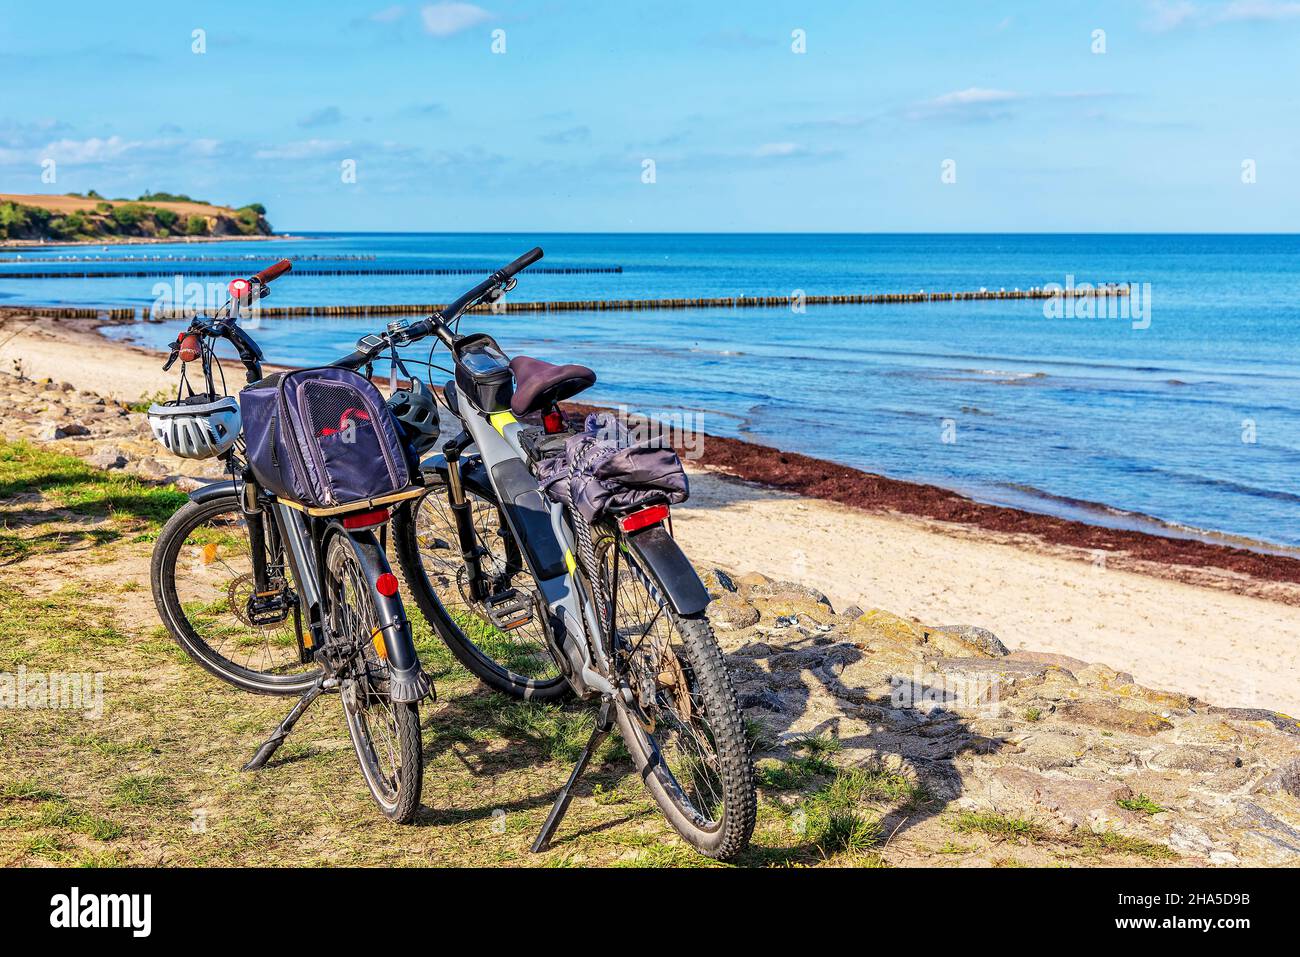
[147,394,242,460]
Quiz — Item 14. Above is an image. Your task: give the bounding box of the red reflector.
[342,508,390,530]
[618,503,669,533]
[543,410,564,434]
[228,278,251,300]
[375,573,400,597]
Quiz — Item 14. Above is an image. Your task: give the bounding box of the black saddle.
[509,355,596,417]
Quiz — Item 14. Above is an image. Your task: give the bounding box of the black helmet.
[388,376,440,456]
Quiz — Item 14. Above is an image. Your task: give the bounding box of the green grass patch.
[1117,793,1168,816]
[0,439,185,523]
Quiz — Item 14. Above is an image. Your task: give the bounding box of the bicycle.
[383,250,756,858]
[148,259,435,823]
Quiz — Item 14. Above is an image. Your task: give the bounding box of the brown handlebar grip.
[252,259,293,284]
[178,333,201,363]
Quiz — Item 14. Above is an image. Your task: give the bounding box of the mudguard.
[624,524,710,616]
[188,479,238,504]
[330,527,431,704]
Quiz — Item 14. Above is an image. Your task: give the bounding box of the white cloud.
[420,2,491,37]
[1145,0,1300,29]
[254,139,351,160]
[930,87,1021,107]
[754,142,801,157]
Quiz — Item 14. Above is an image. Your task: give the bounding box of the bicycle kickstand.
[241,677,327,772]
[531,696,614,853]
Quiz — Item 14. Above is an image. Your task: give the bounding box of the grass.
[0,440,186,565]
[950,811,1178,863]
[1117,793,1168,816]
[1023,707,1043,722]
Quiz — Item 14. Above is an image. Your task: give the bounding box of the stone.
[988,766,1137,830]
[928,624,1009,658]
[846,609,928,647]
[737,686,791,715]
[698,567,737,596]
[734,571,772,589]
[1006,649,1090,672]
[1056,700,1173,737]
[1148,745,1242,773]
[841,604,864,619]
[706,593,760,630]
[87,445,128,470]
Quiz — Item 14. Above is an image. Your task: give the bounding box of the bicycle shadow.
[726,631,1002,864]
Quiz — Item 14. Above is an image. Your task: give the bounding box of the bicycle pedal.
[482,589,533,631]
[246,592,292,626]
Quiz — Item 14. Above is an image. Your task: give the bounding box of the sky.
[1,0,1298,232]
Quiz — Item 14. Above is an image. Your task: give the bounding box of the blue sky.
[2,1,1298,231]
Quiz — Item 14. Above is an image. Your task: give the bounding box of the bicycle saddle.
[509,355,596,417]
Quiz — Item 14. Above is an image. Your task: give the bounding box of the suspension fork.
[444,431,489,601]
[241,474,275,594]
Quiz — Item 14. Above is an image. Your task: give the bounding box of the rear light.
[543,410,564,434]
[618,503,669,533]
[342,508,390,530]
[375,573,400,597]
[228,278,251,300]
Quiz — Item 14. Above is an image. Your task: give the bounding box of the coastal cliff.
[0,192,272,243]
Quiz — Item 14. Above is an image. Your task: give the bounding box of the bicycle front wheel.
[593,527,756,860]
[150,493,318,696]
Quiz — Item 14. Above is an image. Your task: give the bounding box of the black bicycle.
[149,260,429,822]
[381,249,756,859]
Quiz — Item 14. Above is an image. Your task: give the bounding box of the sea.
[3,232,1298,550]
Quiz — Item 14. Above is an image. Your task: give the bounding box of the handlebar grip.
[496,246,543,280]
[252,259,293,284]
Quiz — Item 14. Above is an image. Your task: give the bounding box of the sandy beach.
[2,313,1298,713]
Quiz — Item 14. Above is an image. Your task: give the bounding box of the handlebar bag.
[240,367,410,508]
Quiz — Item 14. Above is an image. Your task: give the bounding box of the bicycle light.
[618,503,670,533]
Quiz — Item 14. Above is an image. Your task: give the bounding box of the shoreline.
[0,234,301,251]
[4,312,1300,710]
[7,312,1298,604]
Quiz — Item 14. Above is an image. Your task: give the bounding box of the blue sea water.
[4,232,1298,549]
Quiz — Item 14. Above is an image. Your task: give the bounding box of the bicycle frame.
[424,396,710,700]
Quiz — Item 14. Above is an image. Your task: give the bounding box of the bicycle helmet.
[147,393,242,460]
[387,376,440,456]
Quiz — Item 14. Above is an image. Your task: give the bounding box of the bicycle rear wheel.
[151,493,318,695]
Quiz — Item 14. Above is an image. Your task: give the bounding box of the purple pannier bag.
[536,412,688,523]
[240,367,410,508]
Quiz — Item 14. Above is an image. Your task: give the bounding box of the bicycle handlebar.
[251,259,293,285]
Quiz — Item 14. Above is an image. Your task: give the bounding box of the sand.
[3,314,1297,713]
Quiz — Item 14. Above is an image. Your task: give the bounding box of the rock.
[1006,649,1090,672]
[707,593,760,630]
[846,609,928,647]
[1148,745,1242,773]
[1206,707,1300,735]
[698,567,737,596]
[737,686,790,715]
[748,579,833,609]
[38,421,67,440]
[734,571,772,589]
[928,624,1009,658]
[87,445,128,470]
[841,604,864,619]
[1056,700,1173,737]
[988,766,1137,830]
